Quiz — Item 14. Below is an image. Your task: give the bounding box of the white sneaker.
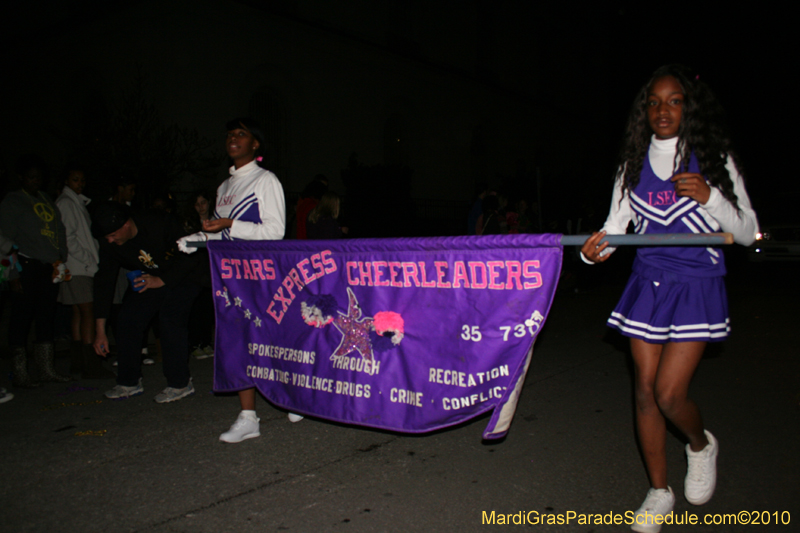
[631,487,674,533]
[195,345,214,360]
[105,379,144,399]
[154,380,195,403]
[142,358,155,365]
[219,412,260,443]
[685,430,718,505]
[0,388,13,404]
[288,413,304,423]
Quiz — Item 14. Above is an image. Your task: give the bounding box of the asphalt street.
[1,260,798,533]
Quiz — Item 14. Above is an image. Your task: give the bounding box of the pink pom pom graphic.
[374,311,404,345]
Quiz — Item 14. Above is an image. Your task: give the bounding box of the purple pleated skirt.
[607,259,729,344]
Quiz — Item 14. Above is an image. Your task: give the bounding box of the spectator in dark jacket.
[92,202,201,403]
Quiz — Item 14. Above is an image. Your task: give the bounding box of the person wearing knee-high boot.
[0,155,71,387]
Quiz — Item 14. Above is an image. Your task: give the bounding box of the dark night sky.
[525,4,793,224]
[2,2,793,224]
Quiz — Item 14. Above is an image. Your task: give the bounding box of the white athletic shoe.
[104,379,144,399]
[193,345,214,360]
[219,412,260,443]
[0,388,13,404]
[631,487,674,533]
[685,430,718,505]
[287,413,304,423]
[153,380,195,403]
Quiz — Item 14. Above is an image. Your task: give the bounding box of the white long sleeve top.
[56,187,100,276]
[191,160,286,243]
[586,136,758,264]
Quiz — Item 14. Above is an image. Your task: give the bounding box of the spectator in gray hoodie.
[0,155,70,387]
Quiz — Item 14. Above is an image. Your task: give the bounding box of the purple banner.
[209,234,562,439]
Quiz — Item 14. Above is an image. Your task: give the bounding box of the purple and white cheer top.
[607,148,731,343]
[631,152,725,277]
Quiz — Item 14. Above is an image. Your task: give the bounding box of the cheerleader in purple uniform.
[582,65,758,532]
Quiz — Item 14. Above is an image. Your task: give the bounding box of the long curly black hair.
[616,64,743,209]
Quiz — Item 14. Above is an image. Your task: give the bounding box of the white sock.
[241,410,257,421]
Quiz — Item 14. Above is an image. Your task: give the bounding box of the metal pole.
[187,233,734,248]
[560,233,733,246]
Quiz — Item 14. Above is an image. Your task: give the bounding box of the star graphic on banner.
[244,309,252,319]
[234,296,242,307]
[332,288,374,362]
[254,316,262,328]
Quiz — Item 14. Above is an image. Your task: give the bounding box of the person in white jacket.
[178,118,295,443]
[57,167,111,379]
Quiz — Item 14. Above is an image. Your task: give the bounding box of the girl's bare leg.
[239,388,256,410]
[653,341,709,452]
[631,338,709,489]
[78,302,95,344]
[631,338,668,489]
[71,305,81,341]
